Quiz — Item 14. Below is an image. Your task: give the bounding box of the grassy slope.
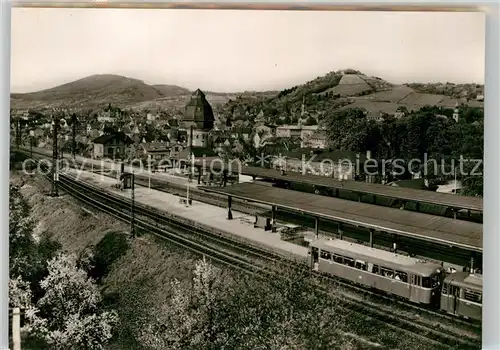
[11,171,202,348]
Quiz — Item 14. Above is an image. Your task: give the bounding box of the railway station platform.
[200,182,483,270]
[29,147,199,188]
[27,147,483,219]
[29,147,231,189]
[65,169,309,261]
[204,162,483,216]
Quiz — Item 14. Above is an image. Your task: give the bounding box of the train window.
[422,277,431,288]
[333,254,343,264]
[372,265,379,274]
[395,271,408,283]
[344,257,355,267]
[412,275,421,286]
[320,251,332,260]
[463,289,482,304]
[355,260,367,271]
[380,267,394,279]
[442,283,448,295]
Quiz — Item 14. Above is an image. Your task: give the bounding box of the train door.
[448,285,461,315]
[311,247,319,270]
[409,274,421,303]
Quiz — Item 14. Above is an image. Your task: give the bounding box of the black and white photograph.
[9,7,484,349]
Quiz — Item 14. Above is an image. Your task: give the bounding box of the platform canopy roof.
[199,182,483,253]
[206,163,483,213]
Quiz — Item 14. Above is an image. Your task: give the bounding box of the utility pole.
[130,171,135,237]
[51,115,59,197]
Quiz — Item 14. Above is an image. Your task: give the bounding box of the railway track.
[20,149,481,348]
[57,174,479,349]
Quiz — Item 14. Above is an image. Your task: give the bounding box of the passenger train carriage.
[310,238,444,305]
[440,272,482,321]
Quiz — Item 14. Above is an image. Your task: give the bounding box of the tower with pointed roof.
[182,89,215,147]
[183,89,215,130]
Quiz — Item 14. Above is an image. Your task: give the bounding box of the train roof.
[444,272,483,291]
[312,238,442,276]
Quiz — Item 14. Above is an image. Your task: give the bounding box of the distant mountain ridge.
[10,74,191,109]
[10,72,483,111]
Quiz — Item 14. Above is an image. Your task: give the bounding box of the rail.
[17,150,482,348]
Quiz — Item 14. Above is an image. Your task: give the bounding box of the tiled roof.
[93,132,134,145]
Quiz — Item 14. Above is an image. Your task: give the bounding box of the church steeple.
[182,88,214,130]
[453,101,459,123]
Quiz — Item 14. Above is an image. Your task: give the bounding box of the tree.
[9,184,37,277]
[323,108,375,153]
[9,183,62,299]
[140,257,227,349]
[25,253,119,349]
[9,275,33,309]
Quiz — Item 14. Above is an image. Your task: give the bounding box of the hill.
[218,70,483,126]
[10,74,279,111]
[10,71,484,115]
[151,84,190,96]
[10,74,191,109]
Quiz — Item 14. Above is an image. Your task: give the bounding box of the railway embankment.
[9,162,479,349]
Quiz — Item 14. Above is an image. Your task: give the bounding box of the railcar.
[310,238,444,305]
[440,272,482,321]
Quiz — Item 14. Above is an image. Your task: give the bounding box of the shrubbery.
[8,182,120,349]
[82,231,131,283]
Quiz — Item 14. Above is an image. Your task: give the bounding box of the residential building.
[301,129,328,149]
[97,112,113,123]
[146,113,158,124]
[135,141,171,161]
[276,125,302,138]
[92,131,134,160]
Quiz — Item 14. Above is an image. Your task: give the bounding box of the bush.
[88,232,130,283]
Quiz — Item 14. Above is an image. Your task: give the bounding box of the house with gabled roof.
[92,131,134,160]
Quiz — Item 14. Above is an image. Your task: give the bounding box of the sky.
[11,8,485,93]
